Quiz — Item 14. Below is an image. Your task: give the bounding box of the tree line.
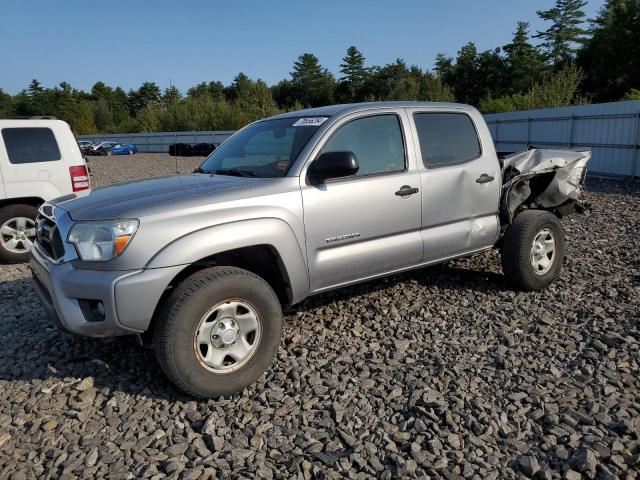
[0,0,637,135]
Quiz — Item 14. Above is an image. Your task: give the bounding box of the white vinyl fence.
[485,100,640,178]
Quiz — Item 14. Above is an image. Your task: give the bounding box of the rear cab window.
[413,112,481,168]
[1,128,61,164]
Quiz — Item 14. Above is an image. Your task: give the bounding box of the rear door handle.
[395,185,419,197]
[476,174,495,184]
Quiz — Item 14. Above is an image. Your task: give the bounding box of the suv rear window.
[413,113,481,167]
[2,127,61,164]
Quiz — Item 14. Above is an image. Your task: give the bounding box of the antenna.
[170,78,179,174]
[174,131,178,174]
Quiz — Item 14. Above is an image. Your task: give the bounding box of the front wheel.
[154,266,283,398]
[501,210,566,290]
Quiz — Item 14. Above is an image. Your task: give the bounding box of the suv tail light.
[69,165,90,192]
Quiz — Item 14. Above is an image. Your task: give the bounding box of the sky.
[0,0,605,95]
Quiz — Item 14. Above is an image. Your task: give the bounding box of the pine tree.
[503,22,548,93]
[271,79,296,109]
[128,82,161,117]
[359,59,416,101]
[0,89,14,118]
[25,79,54,115]
[187,81,224,100]
[90,81,112,100]
[339,46,368,101]
[55,81,77,122]
[434,54,455,80]
[162,86,181,105]
[535,0,588,66]
[445,43,484,105]
[578,0,640,101]
[28,79,43,95]
[230,74,279,119]
[290,53,335,107]
[225,73,252,100]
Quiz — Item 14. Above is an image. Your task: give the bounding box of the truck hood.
[50,174,258,220]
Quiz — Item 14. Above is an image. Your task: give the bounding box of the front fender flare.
[145,218,309,304]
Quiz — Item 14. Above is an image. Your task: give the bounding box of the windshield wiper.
[214,168,256,177]
[193,167,208,174]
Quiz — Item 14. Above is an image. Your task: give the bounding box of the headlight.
[68,219,139,261]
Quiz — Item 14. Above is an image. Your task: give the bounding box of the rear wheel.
[0,204,38,263]
[154,266,283,398]
[128,149,134,155]
[106,150,112,156]
[501,210,565,290]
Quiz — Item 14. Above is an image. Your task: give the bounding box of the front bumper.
[29,244,183,337]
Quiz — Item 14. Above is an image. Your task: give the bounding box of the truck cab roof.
[267,101,478,121]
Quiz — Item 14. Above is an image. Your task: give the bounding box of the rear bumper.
[29,244,183,337]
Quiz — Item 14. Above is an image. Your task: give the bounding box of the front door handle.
[395,185,419,197]
[476,174,495,184]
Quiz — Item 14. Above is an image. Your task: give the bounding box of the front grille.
[35,215,65,261]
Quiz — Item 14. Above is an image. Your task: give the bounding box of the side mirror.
[308,151,359,182]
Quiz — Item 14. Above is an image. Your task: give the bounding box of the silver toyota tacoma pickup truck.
[30,102,590,398]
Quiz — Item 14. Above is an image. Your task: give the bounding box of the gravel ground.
[0,153,638,479]
[86,153,206,186]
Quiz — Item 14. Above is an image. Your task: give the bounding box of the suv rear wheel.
[501,210,566,290]
[0,204,38,263]
[154,266,283,398]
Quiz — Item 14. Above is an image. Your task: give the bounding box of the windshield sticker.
[292,117,328,127]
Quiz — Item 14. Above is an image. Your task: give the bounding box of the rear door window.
[1,128,61,164]
[413,113,481,167]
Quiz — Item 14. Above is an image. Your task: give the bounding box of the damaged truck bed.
[500,149,591,223]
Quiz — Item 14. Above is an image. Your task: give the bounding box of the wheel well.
[0,197,44,209]
[144,245,293,343]
[187,245,291,302]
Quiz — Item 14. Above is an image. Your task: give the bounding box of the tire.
[128,149,134,155]
[0,204,39,264]
[106,150,112,156]
[154,266,283,398]
[501,209,565,291]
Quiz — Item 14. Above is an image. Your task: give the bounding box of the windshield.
[198,117,326,178]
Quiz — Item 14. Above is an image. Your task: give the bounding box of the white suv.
[0,119,90,263]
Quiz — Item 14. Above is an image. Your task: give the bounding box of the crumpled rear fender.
[501,149,591,223]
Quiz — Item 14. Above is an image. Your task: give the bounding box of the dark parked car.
[168,143,192,156]
[168,143,218,156]
[191,143,217,156]
[86,141,117,155]
[78,140,93,154]
[93,142,119,155]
